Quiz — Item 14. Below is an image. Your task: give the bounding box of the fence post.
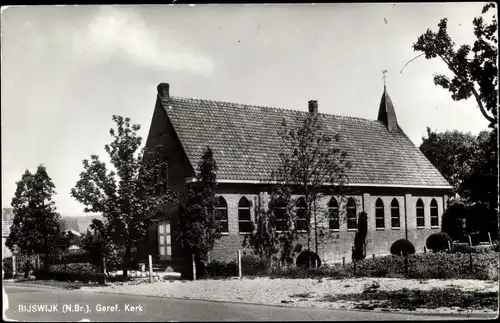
[207,251,211,264]
[102,257,107,285]
[469,252,473,273]
[372,254,375,260]
[405,254,409,276]
[342,257,345,267]
[424,246,427,254]
[237,250,242,279]
[488,232,492,245]
[468,235,473,247]
[192,254,196,281]
[148,255,153,284]
[448,240,452,252]
[12,255,16,277]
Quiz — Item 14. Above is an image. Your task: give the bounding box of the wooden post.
[148,255,153,284]
[405,254,409,276]
[448,240,452,252]
[469,252,473,272]
[102,257,107,285]
[207,251,211,264]
[488,232,492,245]
[372,254,375,260]
[192,254,196,281]
[424,246,427,254]
[342,257,345,267]
[237,250,242,279]
[468,235,472,247]
[12,255,16,277]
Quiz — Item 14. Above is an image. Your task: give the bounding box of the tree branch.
[400,53,425,74]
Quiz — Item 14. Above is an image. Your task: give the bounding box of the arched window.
[215,196,229,233]
[238,197,252,234]
[347,198,357,229]
[391,198,400,229]
[296,198,308,231]
[416,198,425,228]
[328,198,339,230]
[375,198,385,229]
[430,199,439,227]
[273,198,288,232]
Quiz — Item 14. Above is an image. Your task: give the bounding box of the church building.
[142,82,452,269]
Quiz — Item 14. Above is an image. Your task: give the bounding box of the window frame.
[215,196,229,234]
[238,197,252,234]
[375,198,385,230]
[391,198,401,229]
[295,198,308,232]
[328,198,340,231]
[416,198,425,228]
[346,198,357,230]
[430,198,439,228]
[158,221,172,258]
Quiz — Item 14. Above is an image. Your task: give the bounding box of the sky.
[1,3,491,217]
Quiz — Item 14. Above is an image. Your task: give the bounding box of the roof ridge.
[168,96,377,123]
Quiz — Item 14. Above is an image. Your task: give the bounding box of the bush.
[3,257,13,279]
[268,264,349,279]
[33,269,105,284]
[296,251,322,268]
[426,232,452,252]
[390,239,416,256]
[241,254,270,276]
[203,260,237,278]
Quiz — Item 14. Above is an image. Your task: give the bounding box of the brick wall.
[209,190,447,265]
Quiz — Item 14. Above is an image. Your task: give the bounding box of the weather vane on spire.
[382,69,388,87]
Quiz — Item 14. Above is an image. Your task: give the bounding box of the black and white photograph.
[1,3,498,322]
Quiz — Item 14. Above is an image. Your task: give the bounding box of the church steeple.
[377,70,399,132]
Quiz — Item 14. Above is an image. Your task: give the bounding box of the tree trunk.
[122,244,132,278]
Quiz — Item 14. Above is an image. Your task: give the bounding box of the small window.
[430,199,439,227]
[158,221,172,257]
[375,198,385,229]
[391,198,400,228]
[273,198,288,232]
[215,196,229,233]
[347,198,357,229]
[295,198,308,231]
[328,198,339,230]
[238,197,252,234]
[416,199,425,228]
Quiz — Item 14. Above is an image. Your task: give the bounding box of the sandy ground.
[80,277,499,314]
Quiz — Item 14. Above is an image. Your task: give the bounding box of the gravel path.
[80,277,499,314]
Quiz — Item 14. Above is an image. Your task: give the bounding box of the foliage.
[241,254,270,276]
[426,232,452,252]
[3,257,13,279]
[295,251,322,268]
[79,218,119,272]
[441,198,468,241]
[390,239,415,256]
[353,211,368,261]
[71,115,177,277]
[6,165,68,263]
[33,269,106,284]
[176,147,221,262]
[419,128,480,194]
[413,2,498,126]
[202,260,237,279]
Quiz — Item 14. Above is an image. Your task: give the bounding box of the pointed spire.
[378,70,399,132]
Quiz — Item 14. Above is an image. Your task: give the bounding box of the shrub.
[426,232,452,252]
[3,257,13,279]
[390,239,415,256]
[296,251,322,268]
[241,254,270,276]
[33,269,106,284]
[203,260,237,278]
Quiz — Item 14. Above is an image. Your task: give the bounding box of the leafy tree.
[274,109,351,255]
[71,115,176,278]
[419,127,480,194]
[176,147,221,262]
[411,3,498,126]
[6,165,67,269]
[441,198,468,242]
[79,218,118,274]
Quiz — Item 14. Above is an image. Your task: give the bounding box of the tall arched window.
[347,198,357,229]
[391,198,400,229]
[416,198,425,228]
[430,198,439,227]
[238,197,251,234]
[215,196,229,233]
[273,198,288,232]
[296,198,308,231]
[328,198,339,230]
[375,198,385,229]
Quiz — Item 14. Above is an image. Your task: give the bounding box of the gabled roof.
[155,84,451,188]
